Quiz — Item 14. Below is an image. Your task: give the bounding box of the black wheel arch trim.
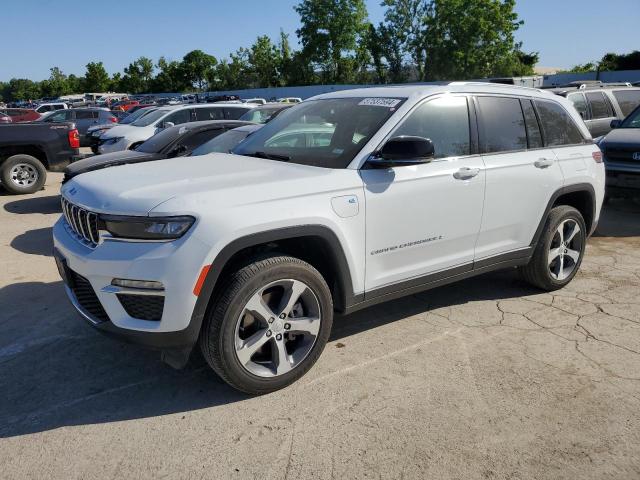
[529,183,597,246]
[189,224,357,343]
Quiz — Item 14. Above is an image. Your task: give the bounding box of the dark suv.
[597,104,640,197]
[551,83,640,137]
[39,108,117,146]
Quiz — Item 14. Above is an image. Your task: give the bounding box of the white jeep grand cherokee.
[53,84,605,394]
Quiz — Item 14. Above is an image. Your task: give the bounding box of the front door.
[360,95,485,293]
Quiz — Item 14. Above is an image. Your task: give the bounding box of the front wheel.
[0,154,47,195]
[199,255,333,394]
[520,205,587,291]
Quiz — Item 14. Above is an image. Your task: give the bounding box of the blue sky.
[2,0,638,81]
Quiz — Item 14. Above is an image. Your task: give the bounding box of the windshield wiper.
[242,151,291,162]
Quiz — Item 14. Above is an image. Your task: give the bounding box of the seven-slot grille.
[61,197,100,247]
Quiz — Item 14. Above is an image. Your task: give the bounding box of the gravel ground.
[1,173,639,480]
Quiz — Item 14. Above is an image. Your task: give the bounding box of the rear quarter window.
[534,100,585,146]
[612,90,640,117]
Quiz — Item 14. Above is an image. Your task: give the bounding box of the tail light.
[68,129,80,149]
[110,116,118,123]
[592,151,603,163]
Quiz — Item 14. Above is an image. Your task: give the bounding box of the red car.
[3,108,41,122]
[111,100,139,112]
[0,112,11,123]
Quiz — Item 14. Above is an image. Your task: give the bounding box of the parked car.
[190,124,263,156]
[87,107,157,153]
[0,122,80,194]
[597,104,640,197]
[2,108,41,123]
[54,83,604,393]
[238,103,292,123]
[244,98,267,105]
[34,102,68,114]
[97,103,254,153]
[277,97,303,103]
[64,120,254,182]
[111,99,140,112]
[552,83,640,137]
[38,108,118,147]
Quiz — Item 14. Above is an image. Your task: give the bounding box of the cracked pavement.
[1,173,639,479]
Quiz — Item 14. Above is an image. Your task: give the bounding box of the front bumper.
[52,216,212,350]
[606,169,640,192]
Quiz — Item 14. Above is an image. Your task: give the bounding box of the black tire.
[199,255,333,394]
[520,205,587,291]
[0,154,47,195]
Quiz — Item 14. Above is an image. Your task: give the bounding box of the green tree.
[152,57,188,92]
[83,62,110,92]
[423,0,532,80]
[599,51,640,71]
[181,50,217,91]
[380,0,427,81]
[41,67,71,97]
[294,0,369,83]
[7,78,41,101]
[248,36,281,87]
[278,30,294,86]
[120,57,155,93]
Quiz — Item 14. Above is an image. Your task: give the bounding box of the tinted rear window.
[535,100,585,146]
[585,92,612,119]
[477,96,527,153]
[613,90,640,117]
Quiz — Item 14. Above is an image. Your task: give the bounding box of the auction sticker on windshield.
[358,98,402,108]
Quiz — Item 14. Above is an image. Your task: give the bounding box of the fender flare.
[187,224,356,342]
[530,182,597,247]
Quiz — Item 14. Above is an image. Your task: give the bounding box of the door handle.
[453,167,480,180]
[534,158,554,169]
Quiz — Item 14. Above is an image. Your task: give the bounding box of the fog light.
[111,278,164,291]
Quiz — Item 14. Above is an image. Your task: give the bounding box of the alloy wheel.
[234,279,321,377]
[548,218,583,281]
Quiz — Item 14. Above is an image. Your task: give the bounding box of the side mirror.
[168,144,188,157]
[367,136,435,168]
[610,119,621,129]
[160,121,175,130]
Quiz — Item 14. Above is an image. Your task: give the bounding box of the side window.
[162,109,191,126]
[612,90,640,117]
[391,96,470,159]
[195,107,224,121]
[477,96,527,153]
[224,107,250,119]
[567,93,589,120]
[75,110,95,120]
[585,92,613,119]
[520,99,543,149]
[179,129,223,151]
[53,105,65,111]
[45,110,71,122]
[535,100,585,146]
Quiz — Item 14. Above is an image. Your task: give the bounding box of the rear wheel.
[520,205,586,290]
[0,154,47,195]
[199,255,333,394]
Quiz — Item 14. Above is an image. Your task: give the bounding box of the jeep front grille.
[61,197,100,247]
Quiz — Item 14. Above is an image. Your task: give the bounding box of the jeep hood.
[600,128,640,150]
[61,153,352,215]
[64,150,160,180]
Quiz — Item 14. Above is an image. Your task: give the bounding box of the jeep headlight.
[101,215,195,240]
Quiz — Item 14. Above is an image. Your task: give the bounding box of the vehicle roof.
[168,120,256,132]
[254,103,292,110]
[548,85,640,96]
[310,82,559,101]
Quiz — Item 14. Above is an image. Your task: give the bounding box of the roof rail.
[579,82,632,90]
[447,81,545,93]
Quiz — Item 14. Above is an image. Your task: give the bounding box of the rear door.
[584,91,616,137]
[474,95,563,260]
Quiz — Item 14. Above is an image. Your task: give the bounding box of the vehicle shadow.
[3,194,61,214]
[0,269,535,439]
[11,227,53,257]
[593,197,640,238]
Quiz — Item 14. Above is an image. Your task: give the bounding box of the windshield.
[136,125,191,153]
[620,106,640,128]
[131,108,170,127]
[121,107,156,125]
[191,128,256,156]
[239,106,287,124]
[232,98,404,168]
